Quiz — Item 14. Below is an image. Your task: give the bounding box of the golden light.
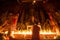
[10,28,60,39]
[9,23,60,39]
[33,0,36,4]
[5,31,8,34]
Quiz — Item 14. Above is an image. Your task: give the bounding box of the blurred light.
[43,1,46,3]
[33,0,36,4]
[5,31,8,34]
[54,36,57,39]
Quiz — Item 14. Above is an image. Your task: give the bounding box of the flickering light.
[54,36,57,39]
[5,31,8,34]
[33,0,36,4]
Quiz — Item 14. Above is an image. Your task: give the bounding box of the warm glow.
[5,31,8,34]
[9,24,60,39]
[33,0,36,4]
[10,28,60,39]
[11,30,32,35]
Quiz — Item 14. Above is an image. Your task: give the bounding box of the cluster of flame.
[9,30,58,39]
[4,28,60,39]
[3,13,60,39]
